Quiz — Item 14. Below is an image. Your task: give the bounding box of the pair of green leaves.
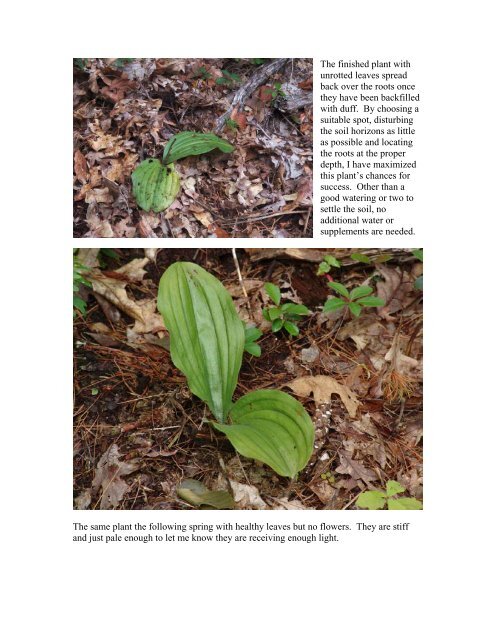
[356,481,423,510]
[317,254,341,275]
[244,324,263,357]
[262,283,310,336]
[323,282,384,318]
[132,132,234,212]
[158,263,314,478]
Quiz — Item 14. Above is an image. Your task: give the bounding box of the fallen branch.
[215,58,290,132]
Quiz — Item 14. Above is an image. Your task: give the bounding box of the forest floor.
[73,58,313,239]
[73,248,423,510]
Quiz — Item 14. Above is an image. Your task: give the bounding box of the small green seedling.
[215,70,241,87]
[317,254,341,275]
[112,58,134,68]
[226,118,239,132]
[262,283,310,336]
[265,81,285,102]
[73,251,91,316]
[323,282,384,318]
[193,66,212,80]
[412,249,423,291]
[350,252,393,265]
[244,324,262,357]
[356,480,423,510]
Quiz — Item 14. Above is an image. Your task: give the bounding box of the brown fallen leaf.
[335,450,377,487]
[74,489,92,510]
[270,497,308,510]
[229,480,267,510]
[285,375,360,418]
[74,150,88,183]
[92,444,139,509]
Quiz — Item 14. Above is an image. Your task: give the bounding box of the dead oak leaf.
[89,258,150,323]
[74,150,88,183]
[335,450,377,487]
[229,480,267,510]
[285,375,360,418]
[92,444,139,509]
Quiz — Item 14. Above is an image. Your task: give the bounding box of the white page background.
[2,2,493,638]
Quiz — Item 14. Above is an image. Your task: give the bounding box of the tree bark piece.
[215,58,290,132]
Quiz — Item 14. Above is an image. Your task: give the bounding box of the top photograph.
[73,58,313,238]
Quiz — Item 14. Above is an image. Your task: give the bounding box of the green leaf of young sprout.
[73,295,87,315]
[131,159,181,212]
[324,254,341,268]
[415,275,423,291]
[317,261,331,275]
[162,131,235,165]
[356,490,387,510]
[323,297,347,313]
[280,303,310,316]
[386,480,407,497]
[351,253,372,264]
[213,390,315,478]
[327,281,350,297]
[267,306,282,321]
[357,296,385,307]
[157,262,245,423]
[283,320,300,336]
[177,479,235,509]
[244,326,262,342]
[244,342,261,357]
[271,318,284,332]
[264,282,281,305]
[349,285,374,301]
[412,249,423,262]
[388,497,423,510]
[348,302,362,317]
[244,325,262,357]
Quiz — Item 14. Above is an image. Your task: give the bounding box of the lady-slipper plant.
[157,262,314,478]
[132,132,234,213]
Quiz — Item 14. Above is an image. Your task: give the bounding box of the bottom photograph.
[73,248,423,510]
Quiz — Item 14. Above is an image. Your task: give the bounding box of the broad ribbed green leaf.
[162,132,234,164]
[131,159,180,212]
[157,262,244,422]
[213,390,314,478]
